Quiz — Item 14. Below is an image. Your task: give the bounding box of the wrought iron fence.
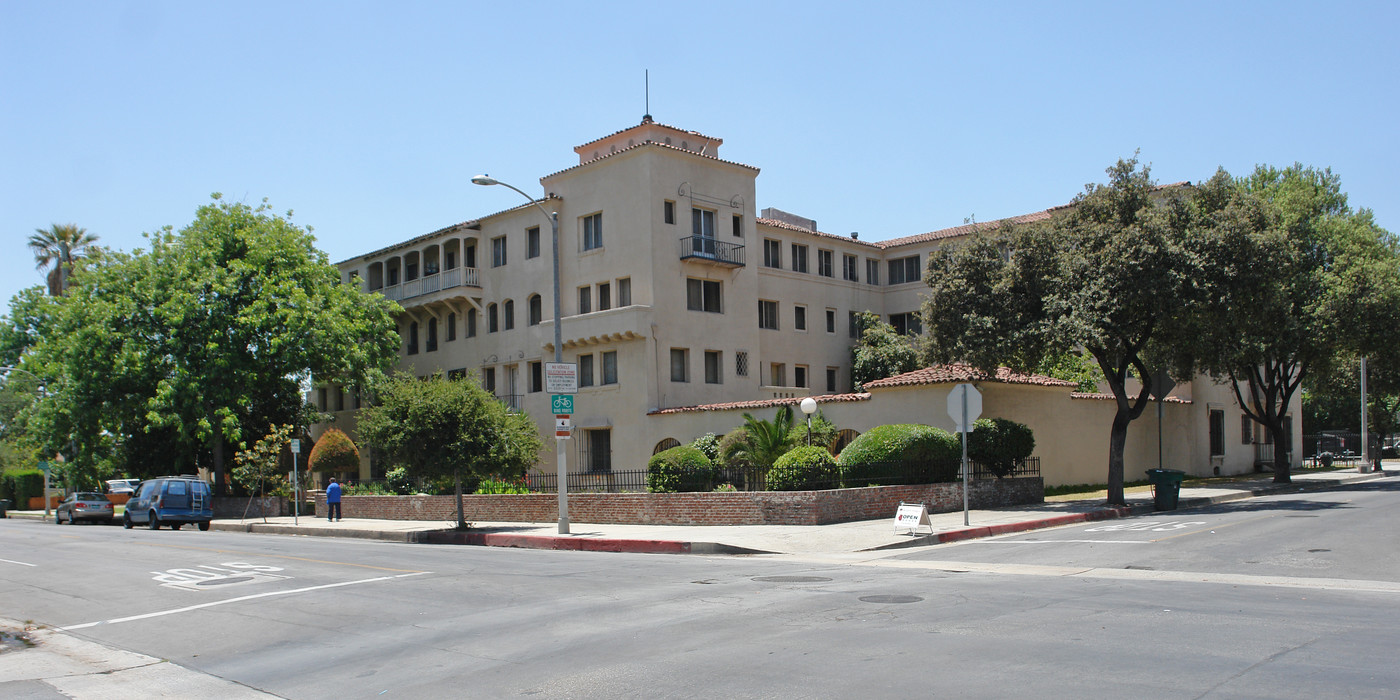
[522,457,1040,494]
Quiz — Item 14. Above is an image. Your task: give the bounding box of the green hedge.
[838,424,961,486]
[768,446,838,491]
[647,446,715,493]
[1,469,45,507]
[966,418,1035,477]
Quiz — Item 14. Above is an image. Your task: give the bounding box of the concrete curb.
[415,529,773,555]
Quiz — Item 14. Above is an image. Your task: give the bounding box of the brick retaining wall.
[316,477,1042,526]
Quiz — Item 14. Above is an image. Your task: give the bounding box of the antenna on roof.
[642,70,652,123]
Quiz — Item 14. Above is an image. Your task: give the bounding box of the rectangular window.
[763,239,782,269]
[482,367,496,394]
[318,387,327,412]
[794,304,807,331]
[598,282,611,311]
[843,254,859,282]
[601,351,618,385]
[795,365,808,389]
[817,249,834,277]
[826,367,838,393]
[733,214,743,237]
[491,236,507,267]
[582,213,603,251]
[1241,414,1253,445]
[692,208,715,238]
[447,312,457,341]
[888,255,921,284]
[335,388,346,413]
[758,300,779,330]
[686,278,722,313]
[670,348,689,382]
[889,311,923,336]
[1209,409,1225,457]
[826,308,836,334]
[586,429,612,473]
[527,226,540,259]
[529,361,543,393]
[736,350,749,377]
[664,200,676,225]
[704,350,721,384]
[866,259,880,285]
[849,311,860,339]
[579,354,595,388]
[791,243,809,273]
[770,363,786,387]
[578,286,592,315]
[617,277,631,306]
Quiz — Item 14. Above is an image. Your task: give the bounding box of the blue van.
[122,476,214,531]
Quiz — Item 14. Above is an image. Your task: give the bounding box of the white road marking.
[979,539,1153,544]
[0,558,36,567]
[60,571,431,631]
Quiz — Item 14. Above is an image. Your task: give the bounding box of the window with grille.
[585,429,612,473]
[736,350,749,377]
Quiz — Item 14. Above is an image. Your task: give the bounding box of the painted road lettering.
[1084,521,1207,533]
[152,562,290,591]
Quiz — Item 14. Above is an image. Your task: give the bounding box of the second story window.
[843,254,859,282]
[664,200,676,224]
[582,213,603,251]
[692,208,715,238]
[817,249,833,277]
[491,236,507,267]
[889,255,922,284]
[758,300,779,330]
[598,282,611,311]
[687,278,722,313]
[763,239,782,269]
[578,286,592,314]
[866,258,880,285]
[791,244,809,273]
[527,227,541,259]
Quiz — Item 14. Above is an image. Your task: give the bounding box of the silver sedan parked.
[55,492,115,524]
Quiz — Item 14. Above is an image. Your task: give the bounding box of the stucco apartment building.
[315,117,1301,487]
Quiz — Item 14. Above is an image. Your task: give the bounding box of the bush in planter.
[768,446,838,491]
[838,424,960,486]
[647,446,715,493]
[966,418,1035,478]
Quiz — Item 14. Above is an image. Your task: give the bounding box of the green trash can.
[1145,469,1186,511]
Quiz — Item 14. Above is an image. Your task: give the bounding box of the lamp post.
[470,175,569,534]
[800,397,817,447]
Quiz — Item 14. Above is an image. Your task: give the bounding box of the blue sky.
[3,1,1397,309]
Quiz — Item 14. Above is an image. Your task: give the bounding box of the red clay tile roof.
[862,363,1079,389]
[647,393,869,416]
[544,140,759,181]
[574,119,722,151]
[755,218,884,249]
[1071,392,1192,404]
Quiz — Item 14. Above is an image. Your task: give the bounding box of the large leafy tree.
[1188,165,1400,480]
[851,312,920,391]
[25,195,401,491]
[357,372,543,529]
[923,157,1199,505]
[29,223,99,296]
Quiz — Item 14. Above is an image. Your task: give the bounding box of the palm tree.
[29,223,99,295]
[725,405,797,468]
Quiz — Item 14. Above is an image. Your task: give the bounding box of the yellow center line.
[136,542,425,573]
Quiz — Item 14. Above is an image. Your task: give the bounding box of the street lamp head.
[470,174,499,186]
[800,397,817,416]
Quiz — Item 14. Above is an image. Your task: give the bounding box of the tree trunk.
[454,471,466,530]
[1268,419,1292,483]
[1107,408,1131,505]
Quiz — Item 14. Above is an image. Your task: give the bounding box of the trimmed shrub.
[838,424,961,486]
[689,433,721,464]
[966,418,1036,478]
[768,446,838,491]
[308,428,360,473]
[647,446,714,493]
[1,469,44,506]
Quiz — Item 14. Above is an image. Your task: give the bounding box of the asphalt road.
[3,481,1399,699]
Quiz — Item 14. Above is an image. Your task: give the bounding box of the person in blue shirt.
[326,477,342,522]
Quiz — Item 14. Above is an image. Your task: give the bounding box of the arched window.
[504,300,515,331]
[447,312,457,341]
[426,318,438,352]
[488,303,498,333]
[467,308,477,337]
[407,322,419,355]
[653,438,682,455]
[528,294,542,326]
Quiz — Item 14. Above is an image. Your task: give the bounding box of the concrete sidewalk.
[7,468,1389,555]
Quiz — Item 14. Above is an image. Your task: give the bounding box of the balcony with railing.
[678,236,745,267]
[371,267,480,304]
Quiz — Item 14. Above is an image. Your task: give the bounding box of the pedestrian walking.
[326,477,342,522]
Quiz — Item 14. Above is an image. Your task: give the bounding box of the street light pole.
[471,175,569,534]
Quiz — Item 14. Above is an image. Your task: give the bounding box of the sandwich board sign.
[894,502,933,535]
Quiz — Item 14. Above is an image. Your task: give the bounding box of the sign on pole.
[947,383,983,432]
[554,416,572,439]
[289,439,301,454]
[545,362,578,394]
[551,394,574,415]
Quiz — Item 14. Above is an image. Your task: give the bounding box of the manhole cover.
[1308,549,1331,553]
[195,576,255,586]
[753,576,832,583]
[859,595,923,604]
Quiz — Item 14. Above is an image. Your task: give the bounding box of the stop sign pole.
[948,383,982,527]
